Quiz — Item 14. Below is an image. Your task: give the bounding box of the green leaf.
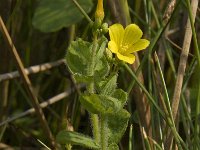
[56,131,100,149]
[66,38,109,83]
[112,89,128,107]
[94,37,110,79]
[33,0,93,32]
[107,109,130,144]
[66,38,92,77]
[96,36,108,60]
[108,143,119,150]
[73,74,93,83]
[94,56,110,79]
[96,74,117,96]
[96,78,127,106]
[80,94,122,115]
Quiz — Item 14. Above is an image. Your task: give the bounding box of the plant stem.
[124,64,165,118]
[154,53,175,125]
[129,124,133,150]
[166,0,199,148]
[171,0,198,125]
[185,0,200,146]
[124,63,187,149]
[91,114,100,143]
[142,127,151,150]
[87,35,98,93]
[87,34,100,144]
[72,0,93,25]
[101,115,108,150]
[87,35,98,78]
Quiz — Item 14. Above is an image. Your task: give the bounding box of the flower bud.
[105,48,113,61]
[101,23,108,34]
[95,0,104,23]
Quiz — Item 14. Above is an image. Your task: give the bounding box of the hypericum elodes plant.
[56,0,149,149]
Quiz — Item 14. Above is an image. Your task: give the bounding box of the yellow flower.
[108,24,150,64]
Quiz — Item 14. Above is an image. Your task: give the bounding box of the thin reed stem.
[72,0,93,24]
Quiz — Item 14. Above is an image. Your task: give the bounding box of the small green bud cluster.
[93,22,108,36]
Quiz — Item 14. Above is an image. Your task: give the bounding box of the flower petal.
[116,52,135,64]
[125,39,150,54]
[109,24,124,47]
[108,41,118,53]
[122,24,143,49]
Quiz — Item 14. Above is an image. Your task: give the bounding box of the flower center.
[119,44,129,54]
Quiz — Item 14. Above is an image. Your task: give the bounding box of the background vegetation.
[0,0,200,149]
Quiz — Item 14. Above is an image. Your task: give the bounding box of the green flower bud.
[101,23,108,34]
[105,48,113,62]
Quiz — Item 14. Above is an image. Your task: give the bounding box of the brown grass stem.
[0,59,65,82]
[163,0,177,22]
[0,16,55,149]
[166,0,199,149]
[171,0,198,127]
[0,85,84,127]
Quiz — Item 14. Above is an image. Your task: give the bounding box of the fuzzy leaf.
[33,0,93,32]
[107,109,130,143]
[74,74,93,84]
[66,38,92,76]
[112,89,128,107]
[56,131,100,149]
[108,143,119,150]
[96,36,108,60]
[96,74,117,95]
[66,38,109,83]
[94,37,110,79]
[94,56,110,79]
[80,94,122,115]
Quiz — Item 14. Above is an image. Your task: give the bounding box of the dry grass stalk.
[0,59,65,82]
[0,85,84,127]
[165,0,199,148]
[0,16,56,149]
[163,0,177,22]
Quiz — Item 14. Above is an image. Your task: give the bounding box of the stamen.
[119,44,129,53]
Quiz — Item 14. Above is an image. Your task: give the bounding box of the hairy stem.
[87,34,100,144]
[101,115,108,150]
